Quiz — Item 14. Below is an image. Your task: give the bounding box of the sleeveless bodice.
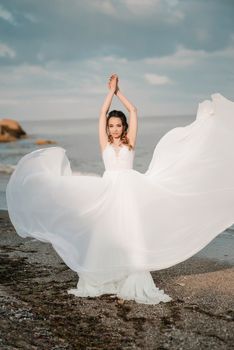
[102,143,135,171]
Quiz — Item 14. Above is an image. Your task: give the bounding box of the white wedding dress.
[6,93,234,304]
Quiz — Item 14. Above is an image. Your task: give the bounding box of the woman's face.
[108,117,123,139]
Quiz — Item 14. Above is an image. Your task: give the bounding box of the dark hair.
[106,110,133,150]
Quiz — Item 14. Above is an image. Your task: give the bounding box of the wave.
[0,163,16,174]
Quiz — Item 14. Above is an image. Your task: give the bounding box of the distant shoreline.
[17,114,195,123]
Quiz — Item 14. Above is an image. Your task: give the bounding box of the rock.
[0,134,17,142]
[0,118,27,142]
[175,282,185,287]
[35,139,57,145]
[117,298,125,305]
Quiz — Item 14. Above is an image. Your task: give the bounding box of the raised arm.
[115,87,138,149]
[99,76,117,151]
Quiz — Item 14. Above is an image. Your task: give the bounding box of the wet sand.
[0,210,233,349]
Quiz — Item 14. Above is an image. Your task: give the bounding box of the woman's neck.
[112,138,122,146]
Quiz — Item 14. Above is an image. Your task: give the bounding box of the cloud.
[23,13,39,23]
[0,0,233,120]
[144,46,205,67]
[89,0,116,15]
[89,0,184,23]
[0,43,16,58]
[143,43,234,68]
[120,0,160,15]
[144,73,173,85]
[0,63,68,87]
[94,55,128,63]
[0,4,15,25]
[124,0,185,23]
[0,0,232,65]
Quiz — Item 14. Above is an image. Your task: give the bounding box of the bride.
[6,74,234,304]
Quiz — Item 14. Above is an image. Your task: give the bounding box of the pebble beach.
[0,209,233,349]
[1,116,234,348]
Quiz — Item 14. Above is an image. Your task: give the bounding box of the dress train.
[68,271,172,304]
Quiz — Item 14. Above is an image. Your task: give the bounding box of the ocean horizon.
[1,114,194,209]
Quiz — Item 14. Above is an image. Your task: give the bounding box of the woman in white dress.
[77,73,172,304]
[6,73,234,305]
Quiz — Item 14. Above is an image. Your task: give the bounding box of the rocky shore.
[0,118,56,145]
[0,119,27,142]
[0,210,233,349]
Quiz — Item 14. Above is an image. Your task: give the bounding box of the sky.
[0,0,234,121]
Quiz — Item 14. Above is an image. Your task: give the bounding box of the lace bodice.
[102,143,135,171]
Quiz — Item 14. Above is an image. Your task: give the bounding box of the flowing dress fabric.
[6,93,234,304]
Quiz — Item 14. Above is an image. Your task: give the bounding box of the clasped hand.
[108,74,119,94]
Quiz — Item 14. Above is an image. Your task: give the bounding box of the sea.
[0,115,233,263]
[0,115,195,209]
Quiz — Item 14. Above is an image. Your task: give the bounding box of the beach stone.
[35,139,57,145]
[0,118,27,142]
